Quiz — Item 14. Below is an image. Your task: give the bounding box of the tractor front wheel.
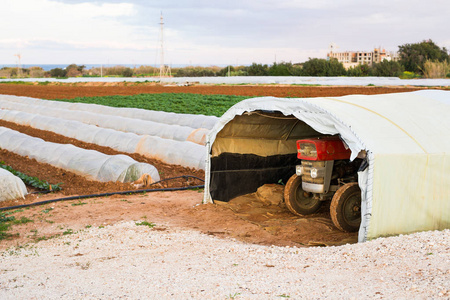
[330,182,361,232]
[284,174,322,216]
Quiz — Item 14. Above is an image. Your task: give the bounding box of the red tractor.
[284,136,362,232]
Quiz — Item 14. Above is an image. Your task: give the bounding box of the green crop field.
[51,93,253,117]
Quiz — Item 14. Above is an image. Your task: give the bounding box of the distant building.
[327,47,398,69]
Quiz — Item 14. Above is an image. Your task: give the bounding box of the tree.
[371,60,404,77]
[290,64,303,76]
[122,67,134,77]
[346,64,371,77]
[217,65,235,76]
[244,63,269,76]
[66,64,86,77]
[301,58,346,76]
[65,64,86,77]
[269,62,293,76]
[66,65,81,77]
[398,39,449,74]
[301,58,328,76]
[49,68,67,78]
[327,58,347,76]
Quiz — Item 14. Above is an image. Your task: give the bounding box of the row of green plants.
[51,93,250,117]
[0,161,62,192]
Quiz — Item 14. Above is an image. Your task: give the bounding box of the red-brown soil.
[0,119,204,197]
[0,190,357,251]
[0,81,429,99]
[1,83,435,250]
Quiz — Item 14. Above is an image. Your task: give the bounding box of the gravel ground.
[0,222,449,299]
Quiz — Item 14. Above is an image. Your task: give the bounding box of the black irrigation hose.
[30,175,205,194]
[0,175,205,212]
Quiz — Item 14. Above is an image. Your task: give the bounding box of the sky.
[1,0,449,66]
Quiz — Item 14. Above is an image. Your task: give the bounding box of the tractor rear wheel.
[330,182,361,232]
[284,174,322,216]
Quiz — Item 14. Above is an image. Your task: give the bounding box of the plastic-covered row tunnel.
[203,90,450,242]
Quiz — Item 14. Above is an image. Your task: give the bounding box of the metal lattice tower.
[14,53,22,78]
[159,12,171,82]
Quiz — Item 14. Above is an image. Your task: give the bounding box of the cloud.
[1,0,449,65]
[0,38,153,51]
[1,0,148,62]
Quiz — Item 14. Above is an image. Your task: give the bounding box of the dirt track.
[0,83,436,250]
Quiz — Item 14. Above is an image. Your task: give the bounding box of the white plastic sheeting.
[0,94,218,130]
[1,76,449,86]
[204,90,450,242]
[0,127,160,183]
[0,109,206,170]
[0,99,207,145]
[0,168,28,202]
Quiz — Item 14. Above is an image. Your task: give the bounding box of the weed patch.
[227,292,241,299]
[135,221,156,228]
[12,217,34,225]
[63,229,74,235]
[42,207,54,214]
[71,201,87,206]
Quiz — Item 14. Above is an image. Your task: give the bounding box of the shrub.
[422,60,450,78]
[134,65,159,76]
[29,67,45,78]
[399,71,418,79]
[174,67,216,77]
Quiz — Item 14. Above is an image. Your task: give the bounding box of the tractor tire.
[284,174,322,216]
[330,182,361,232]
